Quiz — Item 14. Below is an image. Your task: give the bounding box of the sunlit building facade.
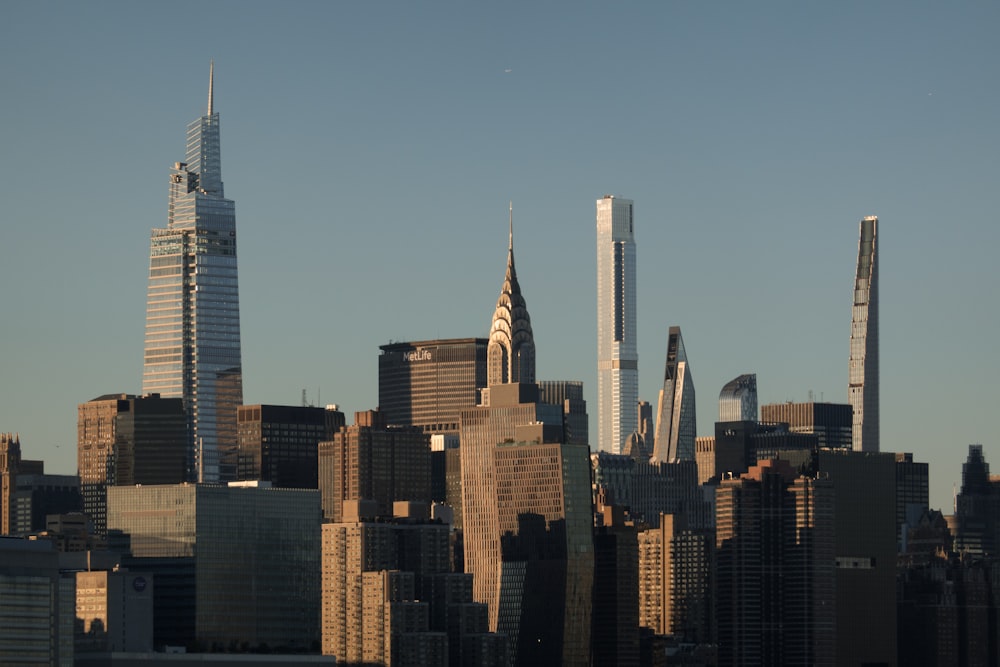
[0,433,21,535]
[849,215,879,453]
[652,326,696,462]
[142,63,244,482]
[596,195,638,454]
[487,203,535,389]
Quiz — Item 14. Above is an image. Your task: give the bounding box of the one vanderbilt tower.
[142,63,244,482]
[596,195,638,454]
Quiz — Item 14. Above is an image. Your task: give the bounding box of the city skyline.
[2,3,998,511]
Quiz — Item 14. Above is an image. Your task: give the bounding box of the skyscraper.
[715,460,835,666]
[108,482,321,651]
[817,449,897,666]
[318,409,431,522]
[718,373,757,422]
[142,62,244,482]
[760,401,853,450]
[596,195,638,454]
[378,338,488,435]
[652,326,696,462]
[461,217,594,664]
[77,394,186,535]
[0,433,21,535]
[236,403,344,488]
[487,203,535,389]
[849,215,879,453]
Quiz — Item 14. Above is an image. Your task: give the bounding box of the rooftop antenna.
[207,60,215,115]
[302,389,308,407]
[508,201,513,250]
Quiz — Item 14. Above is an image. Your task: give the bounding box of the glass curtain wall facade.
[849,215,879,452]
[596,195,638,455]
[718,373,757,423]
[652,326,696,463]
[142,63,244,482]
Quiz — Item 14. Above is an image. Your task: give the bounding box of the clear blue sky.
[2,2,997,511]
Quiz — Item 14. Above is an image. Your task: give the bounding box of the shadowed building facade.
[142,63,244,482]
[236,404,344,488]
[77,394,186,535]
[318,409,431,522]
[715,460,835,666]
[638,513,713,645]
[379,338,488,435]
[12,473,82,536]
[108,482,320,651]
[760,401,852,450]
[817,449,897,666]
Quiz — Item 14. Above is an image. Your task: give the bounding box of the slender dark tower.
[849,215,879,452]
[142,63,244,481]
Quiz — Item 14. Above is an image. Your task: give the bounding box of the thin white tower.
[596,195,637,454]
[849,215,879,452]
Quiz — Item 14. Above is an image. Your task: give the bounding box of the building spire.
[207,60,215,115]
[509,201,513,251]
[487,203,535,387]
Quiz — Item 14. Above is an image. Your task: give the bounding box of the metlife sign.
[402,349,432,363]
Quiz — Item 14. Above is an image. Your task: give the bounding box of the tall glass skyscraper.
[142,63,244,482]
[596,195,638,454]
[849,215,878,453]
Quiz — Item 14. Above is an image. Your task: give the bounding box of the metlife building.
[378,338,488,435]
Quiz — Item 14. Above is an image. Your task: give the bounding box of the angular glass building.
[849,215,879,453]
[718,373,758,422]
[652,326,696,463]
[142,63,244,482]
[596,195,638,455]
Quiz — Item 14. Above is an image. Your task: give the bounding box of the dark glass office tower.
[142,63,243,481]
[378,338,488,435]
